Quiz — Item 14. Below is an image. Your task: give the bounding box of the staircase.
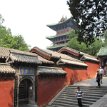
[47,85,107,107]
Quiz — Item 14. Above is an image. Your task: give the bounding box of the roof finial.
[59,16,67,23]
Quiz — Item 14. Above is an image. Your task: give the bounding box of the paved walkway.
[73,76,107,107]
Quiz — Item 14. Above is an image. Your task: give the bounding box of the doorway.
[19,78,33,104]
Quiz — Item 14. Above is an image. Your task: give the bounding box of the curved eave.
[47,18,76,31]
[30,47,52,60]
[38,56,54,64]
[58,59,87,67]
[81,58,99,63]
[10,53,41,64]
[46,34,68,41]
[47,44,67,50]
[37,66,66,76]
[46,36,55,41]
[58,47,80,57]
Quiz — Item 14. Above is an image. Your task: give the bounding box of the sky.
[0,0,71,49]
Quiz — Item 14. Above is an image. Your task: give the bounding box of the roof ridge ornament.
[59,16,67,23]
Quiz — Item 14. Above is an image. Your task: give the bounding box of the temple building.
[30,46,99,106]
[46,17,77,51]
[0,47,41,107]
[0,46,99,107]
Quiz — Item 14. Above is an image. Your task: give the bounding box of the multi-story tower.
[46,17,77,51]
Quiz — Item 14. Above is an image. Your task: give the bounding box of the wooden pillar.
[29,76,36,105]
[14,75,19,107]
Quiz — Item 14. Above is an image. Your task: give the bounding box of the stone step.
[55,96,99,102]
[58,93,103,99]
[49,101,90,107]
[55,98,94,104]
[47,86,107,107]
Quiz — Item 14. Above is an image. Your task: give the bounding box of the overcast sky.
[0,0,71,49]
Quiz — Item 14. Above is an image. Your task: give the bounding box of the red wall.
[37,62,99,106]
[37,76,66,107]
[63,67,88,85]
[63,62,99,85]
[85,61,99,78]
[0,80,14,107]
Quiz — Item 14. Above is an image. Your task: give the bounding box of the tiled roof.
[47,17,77,31]
[46,49,76,60]
[31,47,87,66]
[31,47,51,60]
[0,47,10,58]
[38,56,54,64]
[59,59,87,67]
[37,66,66,75]
[80,52,99,62]
[47,43,67,50]
[46,50,87,67]
[11,49,38,56]
[10,50,41,64]
[97,47,107,56]
[45,50,61,58]
[59,47,99,62]
[0,47,41,64]
[58,47,79,56]
[46,32,70,40]
[0,63,15,73]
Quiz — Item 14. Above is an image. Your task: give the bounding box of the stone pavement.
[73,76,107,107]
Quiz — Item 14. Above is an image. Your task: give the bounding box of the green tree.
[0,15,29,51]
[0,14,4,25]
[12,35,29,51]
[67,30,103,55]
[67,0,107,45]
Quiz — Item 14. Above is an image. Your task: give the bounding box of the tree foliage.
[0,15,29,51]
[67,30,103,55]
[0,14,4,25]
[67,0,107,45]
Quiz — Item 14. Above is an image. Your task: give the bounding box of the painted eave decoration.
[37,66,66,75]
[0,63,15,73]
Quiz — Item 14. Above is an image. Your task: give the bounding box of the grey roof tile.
[10,52,41,64]
[37,66,66,75]
[0,63,15,73]
[0,47,10,58]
